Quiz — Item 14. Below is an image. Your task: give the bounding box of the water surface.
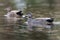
[0,0,60,40]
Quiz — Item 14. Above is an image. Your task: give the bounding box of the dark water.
[0,16,54,40]
[0,0,60,40]
[0,16,60,40]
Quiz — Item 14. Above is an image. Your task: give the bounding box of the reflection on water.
[0,15,60,40]
[14,0,26,11]
[0,16,54,40]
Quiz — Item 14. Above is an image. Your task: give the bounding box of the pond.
[0,0,60,40]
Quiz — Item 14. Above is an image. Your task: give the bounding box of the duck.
[24,12,54,29]
[4,7,26,24]
[4,7,24,18]
[4,10,23,18]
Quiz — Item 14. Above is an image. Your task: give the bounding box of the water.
[0,15,60,40]
[0,16,50,40]
[13,0,26,11]
[0,0,60,40]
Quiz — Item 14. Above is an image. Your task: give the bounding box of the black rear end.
[16,11,23,16]
[46,18,54,25]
